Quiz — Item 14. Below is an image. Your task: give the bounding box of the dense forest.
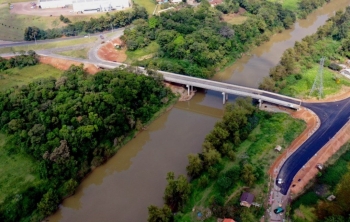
[122,0,330,79]
[24,4,147,41]
[259,6,350,94]
[123,0,297,78]
[0,65,174,221]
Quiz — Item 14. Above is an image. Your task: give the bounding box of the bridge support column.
[186,85,190,96]
[258,99,262,108]
[222,92,227,104]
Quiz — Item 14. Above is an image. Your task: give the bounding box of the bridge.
[95,61,302,109]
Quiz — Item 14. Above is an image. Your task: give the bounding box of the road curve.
[276,99,350,194]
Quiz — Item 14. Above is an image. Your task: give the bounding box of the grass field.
[126,41,159,63]
[0,64,63,91]
[134,0,156,15]
[223,14,248,25]
[0,0,30,4]
[0,37,97,54]
[0,4,104,41]
[177,112,306,221]
[269,0,299,11]
[280,65,350,99]
[0,133,42,203]
[56,47,89,59]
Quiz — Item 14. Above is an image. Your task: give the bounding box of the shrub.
[328,63,342,71]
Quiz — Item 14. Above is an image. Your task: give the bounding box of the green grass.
[280,65,350,99]
[269,0,298,11]
[0,4,103,41]
[134,0,156,15]
[292,205,317,222]
[126,41,159,63]
[177,112,306,221]
[0,0,31,4]
[56,47,89,59]
[224,15,248,25]
[0,37,97,54]
[0,134,42,203]
[0,64,63,91]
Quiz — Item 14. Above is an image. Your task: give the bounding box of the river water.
[48,1,349,221]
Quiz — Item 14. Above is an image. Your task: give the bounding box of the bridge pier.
[186,85,194,96]
[222,92,228,104]
[259,99,262,108]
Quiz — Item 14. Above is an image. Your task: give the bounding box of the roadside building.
[38,0,130,12]
[240,192,255,208]
[209,0,223,7]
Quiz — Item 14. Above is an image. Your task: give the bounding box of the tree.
[202,148,221,167]
[37,189,59,217]
[147,205,172,222]
[163,172,191,212]
[186,154,203,178]
[240,164,256,186]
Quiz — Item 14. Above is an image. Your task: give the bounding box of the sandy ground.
[164,82,195,101]
[39,56,99,74]
[97,38,127,63]
[11,2,75,17]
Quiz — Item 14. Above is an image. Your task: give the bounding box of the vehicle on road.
[274,207,284,214]
[277,178,283,184]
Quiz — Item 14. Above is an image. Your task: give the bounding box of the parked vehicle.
[274,207,284,214]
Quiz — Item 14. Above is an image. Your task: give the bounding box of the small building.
[327,194,336,201]
[240,192,255,208]
[274,145,282,152]
[223,219,236,222]
[171,0,182,3]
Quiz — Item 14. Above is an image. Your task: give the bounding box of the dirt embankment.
[39,56,99,74]
[164,82,195,101]
[97,38,127,63]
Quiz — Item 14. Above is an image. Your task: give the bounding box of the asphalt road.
[0,28,125,48]
[277,98,350,194]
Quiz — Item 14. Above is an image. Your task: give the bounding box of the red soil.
[97,38,127,63]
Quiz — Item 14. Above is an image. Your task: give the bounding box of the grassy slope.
[0,4,105,41]
[126,41,159,63]
[0,134,42,203]
[177,112,306,221]
[56,47,89,59]
[269,0,298,11]
[280,65,350,98]
[134,0,156,15]
[0,64,63,91]
[0,37,97,53]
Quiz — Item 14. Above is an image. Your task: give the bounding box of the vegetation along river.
[48,0,349,221]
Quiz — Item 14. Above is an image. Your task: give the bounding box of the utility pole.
[33,33,37,45]
[111,24,114,33]
[309,57,325,99]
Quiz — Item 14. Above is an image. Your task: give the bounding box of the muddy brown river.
[49,1,349,221]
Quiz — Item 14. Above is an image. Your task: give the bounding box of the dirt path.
[97,38,127,63]
[39,56,99,74]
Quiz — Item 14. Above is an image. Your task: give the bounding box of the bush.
[328,63,342,71]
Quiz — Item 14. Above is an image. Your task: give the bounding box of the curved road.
[277,99,350,194]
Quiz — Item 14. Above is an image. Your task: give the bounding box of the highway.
[277,98,350,194]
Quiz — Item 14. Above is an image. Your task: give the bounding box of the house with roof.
[223,218,236,222]
[240,192,255,208]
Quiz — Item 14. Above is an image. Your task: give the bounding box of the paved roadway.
[0,29,125,48]
[276,98,350,194]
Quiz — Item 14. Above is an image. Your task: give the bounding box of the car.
[274,207,284,214]
[277,178,283,184]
